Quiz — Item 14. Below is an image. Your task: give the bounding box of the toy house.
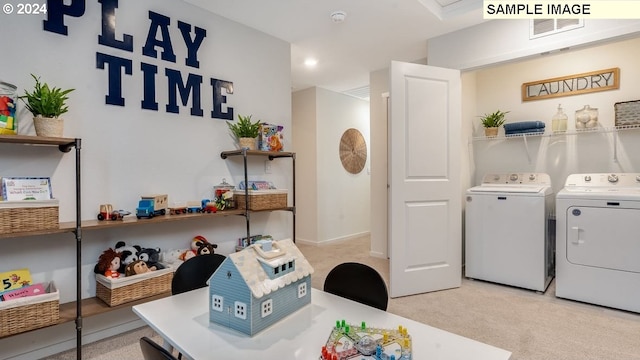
[208,238,314,336]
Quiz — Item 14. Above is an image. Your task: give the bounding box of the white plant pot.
[33,116,64,137]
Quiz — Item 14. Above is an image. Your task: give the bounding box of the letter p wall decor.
[522,68,620,102]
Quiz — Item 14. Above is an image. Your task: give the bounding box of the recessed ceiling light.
[304,58,318,67]
[330,10,347,23]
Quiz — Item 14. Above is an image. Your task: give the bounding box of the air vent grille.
[530,19,583,39]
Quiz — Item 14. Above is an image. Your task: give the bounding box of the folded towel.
[505,128,545,136]
[503,121,546,132]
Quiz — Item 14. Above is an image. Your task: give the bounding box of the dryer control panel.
[564,173,640,188]
[481,173,551,185]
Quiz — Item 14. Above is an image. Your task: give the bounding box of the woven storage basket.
[614,100,640,126]
[95,268,173,307]
[234,190,288,210]
[0,282,59,337]
[0,199,59,234]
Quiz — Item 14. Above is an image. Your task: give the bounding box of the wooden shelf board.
[0,134,77,147]
[0,210,246,239]
[0,227,74,239]
[220,149,295,159]
[75,209,246,230]
[59,292,171,323]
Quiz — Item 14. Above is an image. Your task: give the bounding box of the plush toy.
[125,259,155,276]
[94,248,122,278]
[179,249,197,261]
[114,241,141,273]
[137,247,165,270]
[160,248,186,268]
[191,235,218,255]
[197,242,217,255]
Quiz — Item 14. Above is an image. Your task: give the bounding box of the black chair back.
[139,336,178,360]
[323,262,389,311]
[171,253,226,295]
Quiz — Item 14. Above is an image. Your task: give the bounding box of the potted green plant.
[19,74,74,138]
[479,110,509,137]
[226,114,261,150]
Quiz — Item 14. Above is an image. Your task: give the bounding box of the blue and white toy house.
[208,238,314,336]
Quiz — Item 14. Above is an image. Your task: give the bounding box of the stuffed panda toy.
[137,247,165,270]
[114,241,141,273]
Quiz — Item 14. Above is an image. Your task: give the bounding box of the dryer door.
[566,206,640,273]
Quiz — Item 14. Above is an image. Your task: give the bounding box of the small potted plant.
[226,114,261,150]
[19,74,74,138]
[479,110,509,137]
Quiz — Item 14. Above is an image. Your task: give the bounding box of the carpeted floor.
[46,235,640,360]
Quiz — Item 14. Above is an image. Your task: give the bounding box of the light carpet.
[46,235,640,360]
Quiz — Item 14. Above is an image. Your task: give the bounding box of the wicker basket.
[0,199,59,234]
[234,190,288,210]
[0,282,59,337]
[95,268,173,307]
[614,100,640,126]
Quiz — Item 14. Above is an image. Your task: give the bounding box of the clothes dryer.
[556,173,640,312]
[465,173,554,292]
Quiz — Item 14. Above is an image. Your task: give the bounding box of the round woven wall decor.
[339,128,367,174]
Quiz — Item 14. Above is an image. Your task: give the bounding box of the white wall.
[469,36,640,193]
[0,1,291,358]
[292,88,318,243]
[428,19,640,70]
[292,87,370,245]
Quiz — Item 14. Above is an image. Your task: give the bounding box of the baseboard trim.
[297,231,370,246]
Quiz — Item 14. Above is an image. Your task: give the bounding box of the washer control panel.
[565,173,640,188]
[482,173,551,185]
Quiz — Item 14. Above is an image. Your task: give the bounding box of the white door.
[389,61,461,298]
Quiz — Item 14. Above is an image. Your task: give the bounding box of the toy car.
[97,204,131,221]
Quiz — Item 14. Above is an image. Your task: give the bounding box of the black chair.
[171,253,226,295]
[323,262,389,311]
[139,336,178,360]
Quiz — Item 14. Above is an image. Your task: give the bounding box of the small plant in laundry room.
[479,110,509,137]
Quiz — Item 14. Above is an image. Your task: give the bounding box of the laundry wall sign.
[521,68,619,102]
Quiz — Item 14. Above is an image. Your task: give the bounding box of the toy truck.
[136,194,168,219]
[186,200,202,213]
[97,204,131,221]
[168,202,187,215]
[201,198,218,213]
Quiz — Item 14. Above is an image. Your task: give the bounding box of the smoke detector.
[330,10,347,23]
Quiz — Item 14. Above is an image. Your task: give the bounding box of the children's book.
[1,283,46,301]
[0,268,33,292]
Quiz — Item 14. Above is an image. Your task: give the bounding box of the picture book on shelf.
[0,268,33,292]
[1,177,53,201]
[0,283,46,301]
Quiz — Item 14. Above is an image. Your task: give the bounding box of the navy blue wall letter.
[97,0,133,51]
[166,69,203,116]
[211,78,234,120]
[43,0,86,35]
[141,63,159,111]
[142,11,176,63]
[96,52,133,106]
[177,21,206,68]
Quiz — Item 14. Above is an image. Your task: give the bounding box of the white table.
[133,288,512,360]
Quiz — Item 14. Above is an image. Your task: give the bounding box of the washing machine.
[556,173,640,312]
[465,173,554,292]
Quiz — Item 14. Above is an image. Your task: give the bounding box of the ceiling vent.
[530,19,584,39]
[342,86,370,101]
